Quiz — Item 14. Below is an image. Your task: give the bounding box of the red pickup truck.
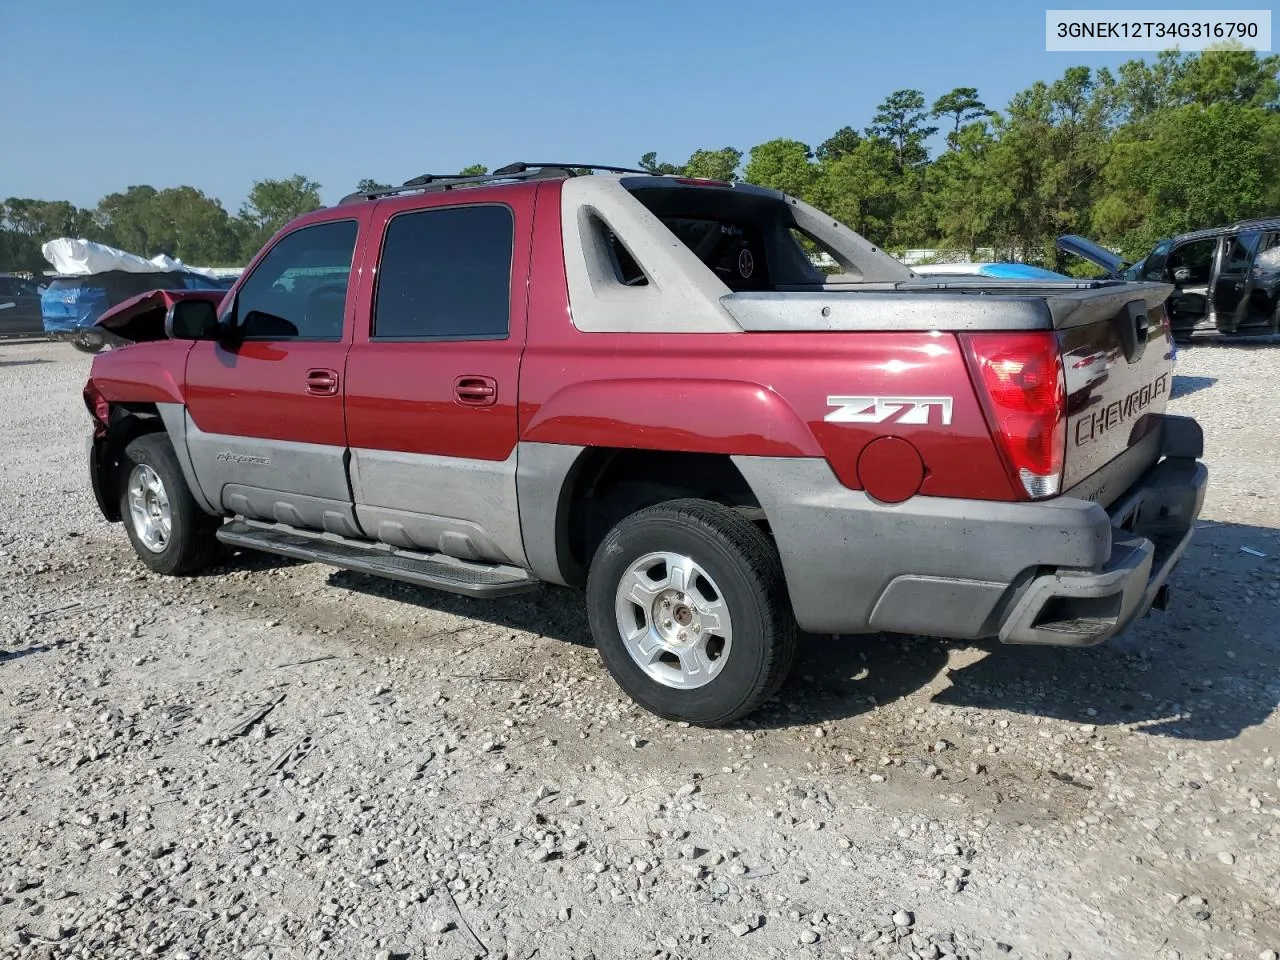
[82,163,1208,725]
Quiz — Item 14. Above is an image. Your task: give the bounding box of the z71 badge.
[824,395,954,426]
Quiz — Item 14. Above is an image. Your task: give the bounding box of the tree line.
[2,47,1276,276]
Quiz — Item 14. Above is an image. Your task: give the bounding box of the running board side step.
[216,519,541,599]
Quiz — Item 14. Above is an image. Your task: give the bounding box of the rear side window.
[1221,231,1261,274]
[373,205,513,340]
[235,220,358,341]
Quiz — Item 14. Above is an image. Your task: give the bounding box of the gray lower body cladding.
[732,414,1207,645]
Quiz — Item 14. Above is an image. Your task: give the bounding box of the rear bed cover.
[721,281,1173,333]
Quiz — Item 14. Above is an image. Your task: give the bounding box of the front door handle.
[454,375,497,406]
[305,368,339,396]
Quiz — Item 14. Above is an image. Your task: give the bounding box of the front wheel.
[119,433,221,575]
[70,333,105,354]
[586,499,796,726]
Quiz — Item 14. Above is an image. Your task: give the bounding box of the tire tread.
[587,498,796,726]
[120,433,220,576]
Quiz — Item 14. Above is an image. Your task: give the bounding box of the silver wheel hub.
[127,464,172,553]
[614,551,733,690]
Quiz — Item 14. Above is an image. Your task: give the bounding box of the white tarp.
[41,237,217,278]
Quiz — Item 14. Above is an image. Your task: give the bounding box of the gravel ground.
[0,337,1278,960]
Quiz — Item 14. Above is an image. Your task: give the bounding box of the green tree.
[96,185,161,254]
[926,121,1001,255]
[931,87,991,147]
[0,198,99,273]
[1094,103,1280,256]
[867,89,938,170]
[1174,44,1280,109]
[356,178,392,193]
[239,175,323,255]
[458,164,488,177]
[683,147,741,181]
[743,139,817,198]
[94,185,240,264]
[149,187,240,263]
[809,138,899,243]
[815,127,861,162]
[1115,50,1188,122]
[985,66,1119,264]
[638,151,682,175]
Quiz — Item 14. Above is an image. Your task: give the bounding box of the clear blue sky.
[0,0,1237,211]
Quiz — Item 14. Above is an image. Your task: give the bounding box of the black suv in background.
[0,274,45,336]
[1060,218,1280,341]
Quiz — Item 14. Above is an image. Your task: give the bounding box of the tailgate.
[1056,285,1176,500]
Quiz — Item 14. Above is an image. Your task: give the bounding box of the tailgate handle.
[1116,300,1148,363]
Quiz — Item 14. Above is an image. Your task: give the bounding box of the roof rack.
[340,161,660,204]
[338,162,659,205]
[1228,215,1280,230]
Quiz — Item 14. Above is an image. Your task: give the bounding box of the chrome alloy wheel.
[127,463,172,553]
[613,551,733,689]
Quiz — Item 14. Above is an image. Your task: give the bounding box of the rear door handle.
[454,375,497,406]
[305,368,339,396]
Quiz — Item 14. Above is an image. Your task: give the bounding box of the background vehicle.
[0,274,46,336]
[908,261,1071,280]
[1060,219,1280,341]
[81,163,1206,725]
[42,269,226,352]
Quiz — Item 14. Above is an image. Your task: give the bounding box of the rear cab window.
[616,183,840,292]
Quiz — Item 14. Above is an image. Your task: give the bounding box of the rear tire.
[119,433,221,575]
[586,499,796,726]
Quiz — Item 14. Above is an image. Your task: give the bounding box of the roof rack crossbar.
[492,162,658,177]
[338,162,660,204]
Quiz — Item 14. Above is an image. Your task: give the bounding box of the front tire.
[586,499,796,726]
[70,333,106,354]
[119,433,221,575]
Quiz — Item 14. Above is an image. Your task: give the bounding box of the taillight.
[961,332,1066,500]
[673,177,731,187]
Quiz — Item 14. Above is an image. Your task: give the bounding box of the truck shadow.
[328,571,597,647]
[1169,374,1217,399]
[314,520,1277,743]
[925,518,1280,742]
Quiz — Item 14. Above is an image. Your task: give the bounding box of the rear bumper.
[995,456,1205,645]
[732,414,1207,646]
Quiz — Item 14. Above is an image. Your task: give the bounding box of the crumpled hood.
[94,289,226,343]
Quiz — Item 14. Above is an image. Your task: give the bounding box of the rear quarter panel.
[520,332,1014,500]
[519,181,1014,501]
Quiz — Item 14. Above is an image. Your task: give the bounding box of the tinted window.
[1168,238,1216,285]
[1140,241,1172,282]
[373,205,513,340]
[1257,233,1280,271]
[235,220,358,341]
[660,217,770,291]
[1221,231,1261,275]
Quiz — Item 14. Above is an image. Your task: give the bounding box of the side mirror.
[165,299,220,340]
[1172,266,1191,283]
